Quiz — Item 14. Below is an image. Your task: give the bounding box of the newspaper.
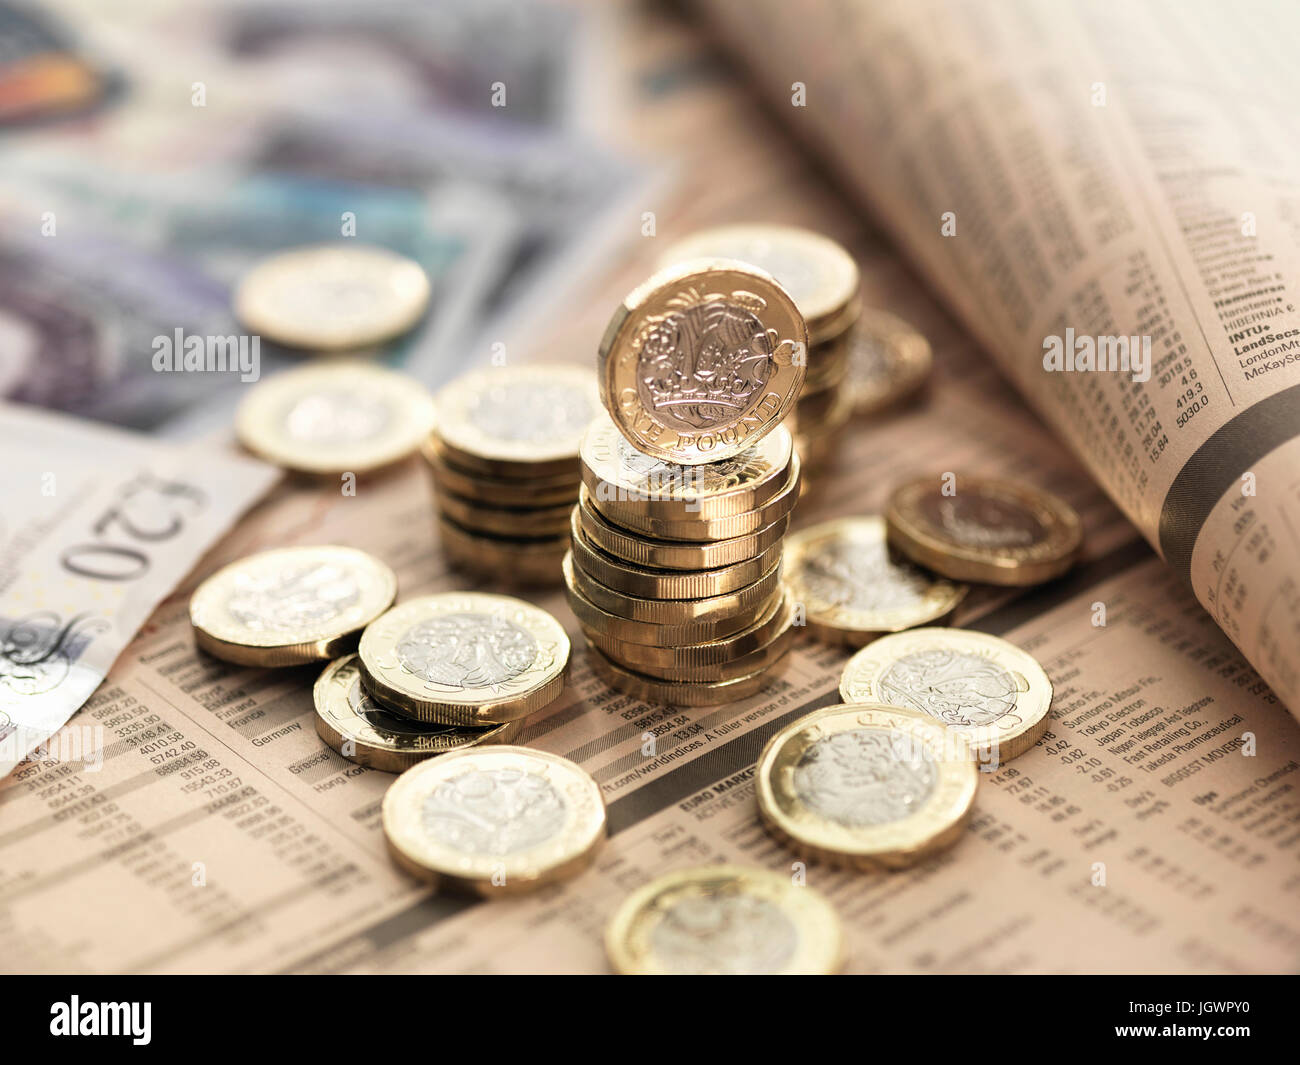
[1,3,1298,974]
[697,0,1300,721]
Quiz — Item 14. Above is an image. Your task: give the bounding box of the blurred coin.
[190,545,396,667]
[437,516,567,585]
[849,309,932,414]
[756,703,977,869]
[383,746,605,895]
[784,516,967,646]
[432,364,599,478]
[567,553,781,625]
[886,475,1082,586]
[839,627,1053,763]
[577,489,790,570]
[660,224,860,345]
[314,654,520,772]
[236,362,435,475]
[234,244,430,351]
[422,436,580,506]
[438,490,574,538]
[585,642,788,706]
[359,592,569,725]
[599,259,806,465]
[605,865,843,975]
[582,412,792,522]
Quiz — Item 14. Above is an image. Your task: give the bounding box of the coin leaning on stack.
[660,224,861,484]
[421,365,600,586]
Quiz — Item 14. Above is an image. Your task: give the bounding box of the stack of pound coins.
[660,224,860,485]
[569,257,809,705]
[421,365,600,586]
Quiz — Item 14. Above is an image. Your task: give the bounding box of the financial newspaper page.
[699,0,1300,721]
[2,5,1298,975]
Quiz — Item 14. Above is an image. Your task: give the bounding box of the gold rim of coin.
[576,490,790,570]
[313,654,521,772]
[783,517,968,646]
[431,364,599,478]
[849,308,933,414]
[236,362,436,475]
[359,592,569,725]
[234,244,431,351]
[562,554,764,644]
[659,223,861,345]
[598,258,807,465]
[839,627,1053,763]
[756,703,977,869]
[886,475,1082,586]
[190,545,397,667]
[382,746,605,895]
[581,412,792,522]
[584,602,794,683]
[605,864,844,975]
[567,553,781,625]
[437,516,567,585]
[582,592,788,669]
[421,436,580,506]
[570,515,783,599]
[587,454,802,542]
[585,642,789,706]
[436,490,574,537]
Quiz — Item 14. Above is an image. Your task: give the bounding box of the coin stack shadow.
[792,285,861,486]
[563,421,801,705]
[420,435,577,586]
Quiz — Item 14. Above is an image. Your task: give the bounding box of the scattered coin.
[234,244,431,351]
[756,703,977,869]
[313,654,520,772]
[236,361,436,476]
[190,545,396,667]
[784,516,968,646]
[839,627,1053,763]
[359,592,569,725]
[886,475,1082,586]
[605,865,843,975]
[585,642,788,706]
[382,746,605,895]
[598,259,807,464]
[660,223,860,345]
[849,308,933,414]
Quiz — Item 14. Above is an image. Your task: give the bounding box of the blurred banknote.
[0,403,279,778]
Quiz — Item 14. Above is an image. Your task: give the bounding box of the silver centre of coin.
[650,893,797,975]
[283,389,391,444]
[793,728,937,826]
[420,767,566,856]
[798,538,935,613]
[613,432,753,494]
[929,496,1044,549]
[396,612,539,688]
[637,299,775,432]
[225,563,361,631]
[879,649,1020,729]
[467,381,594,444]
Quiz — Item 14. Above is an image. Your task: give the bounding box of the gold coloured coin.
[585,643,788,706]
[234,244,430,350]
[567,553,781,625]
[784,517,967,646]
[581,411,792,522]
[598,259,807,465]
[588,453,802,543]
[605,865,843,975]
[422,436,580,506]
[576,489,790,570]
[660,224,860,345]
[313,654,520,772]
[382,746,605,895]
[839,628,1053,763]
[190,545,396,667]
[432,364,599,478]
[886,475,1082,586]
[849,309,932,414]
[562,555,765,644]
[437,516,567,585]
[359,592,569,725]
[756,703,977,869]
[438,490,574,537]
[236,361,436,475]
[570,514,783,599]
